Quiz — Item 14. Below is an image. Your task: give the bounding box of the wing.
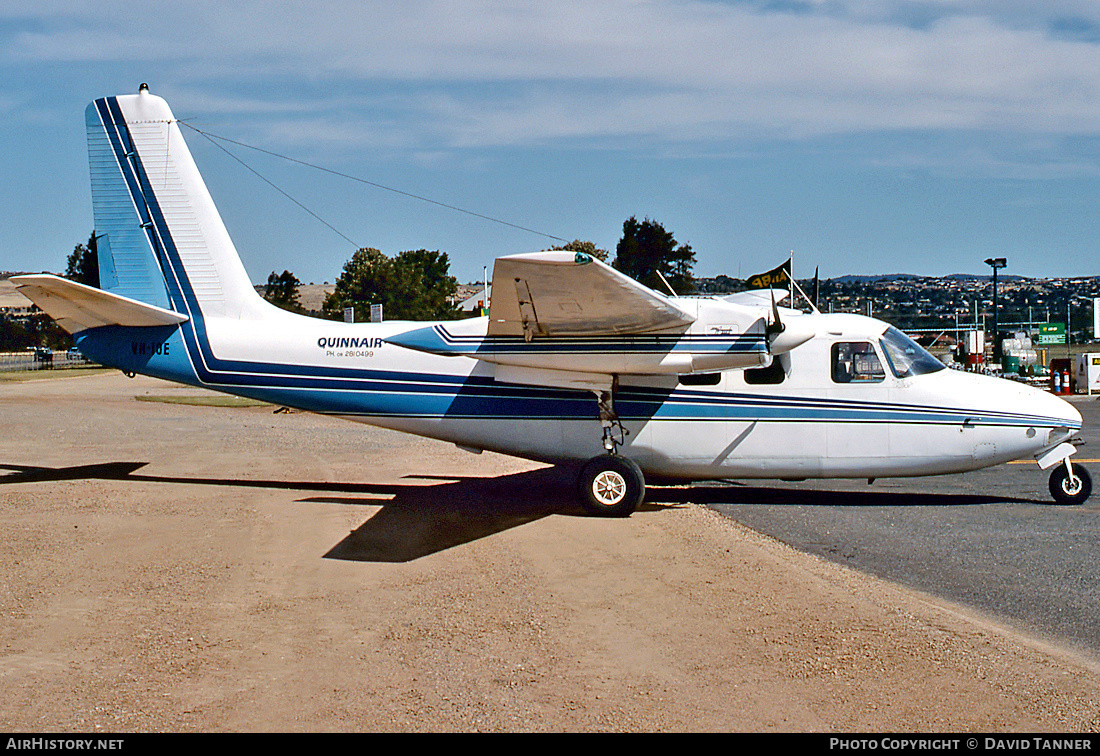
[486,251,695,339]
[11,274,188,334]
[385,251,783,379]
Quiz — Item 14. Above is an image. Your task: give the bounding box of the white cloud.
[6,0,1100,149]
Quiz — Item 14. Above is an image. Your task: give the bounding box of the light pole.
[985,257,1007,363]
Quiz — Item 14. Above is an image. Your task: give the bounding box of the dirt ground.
[2,371,1100,732]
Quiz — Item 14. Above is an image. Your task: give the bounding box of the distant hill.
[0,278,33,311]
[828,274,922,283]
[825,273,1031,283]
[251,283,334,314]
[943,273,1030,282]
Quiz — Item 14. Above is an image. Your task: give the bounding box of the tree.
[322,247,459,322]
[612,217,695,294]
[0,313,33,351]
[263,270,304,313]
[391,249,460,320]
[550,239,609,262]
[0,231,92,350]
[65,232,99,287]
[322,247,389,322]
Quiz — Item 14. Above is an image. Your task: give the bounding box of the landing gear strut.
[576,385,646,517]
[596,389,627,453]
[1049,459,1092,506]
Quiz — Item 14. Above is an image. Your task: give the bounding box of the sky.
[4,0,1100,285]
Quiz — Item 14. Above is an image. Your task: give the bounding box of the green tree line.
[297,216,695,320]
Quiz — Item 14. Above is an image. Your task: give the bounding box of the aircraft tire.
[1049,462,1092,506]
[577,455,645,517]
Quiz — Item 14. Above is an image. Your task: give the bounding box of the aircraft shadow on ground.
[303,467,592,562]
[1,461,1038,562]
[0,461,664,562]
[647,483,1041,507]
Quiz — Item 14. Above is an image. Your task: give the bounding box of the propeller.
[766,288,786,346]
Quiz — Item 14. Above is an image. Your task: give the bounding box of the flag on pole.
[744,258,791,290]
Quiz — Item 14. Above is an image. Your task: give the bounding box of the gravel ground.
[2,372,1100,732]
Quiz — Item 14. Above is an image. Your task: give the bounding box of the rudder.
[85,86,265,320]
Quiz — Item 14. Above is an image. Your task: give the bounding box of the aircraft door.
[826,340,891,472]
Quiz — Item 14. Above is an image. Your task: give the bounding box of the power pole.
[984,257,1007,363]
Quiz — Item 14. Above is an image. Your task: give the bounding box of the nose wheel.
[1049,460,1092,506]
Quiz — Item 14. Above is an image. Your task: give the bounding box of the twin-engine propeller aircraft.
[14,87,1092,515]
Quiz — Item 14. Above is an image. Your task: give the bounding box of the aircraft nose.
[1057,394,1082,429]
[1028,384,1081,438]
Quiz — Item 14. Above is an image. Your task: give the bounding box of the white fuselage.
[108,306,1079,483]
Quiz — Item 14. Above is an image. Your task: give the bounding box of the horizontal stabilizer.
[722,288,790,308]
[11,274,188,334]
[488,251,695,338]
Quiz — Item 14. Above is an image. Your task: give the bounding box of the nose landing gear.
[1049,459,1092,506]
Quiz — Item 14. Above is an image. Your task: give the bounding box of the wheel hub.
[592,471,627,505]
[1062,476,1083,496]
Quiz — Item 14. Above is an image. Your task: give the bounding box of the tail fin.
[86,85,265,319]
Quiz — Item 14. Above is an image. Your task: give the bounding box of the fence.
[0,351,96,372]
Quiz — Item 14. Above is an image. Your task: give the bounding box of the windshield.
[879,327,946,378]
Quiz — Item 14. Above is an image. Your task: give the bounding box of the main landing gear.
[577,454,646,517]
[576,387,646,517]
[1049,459,1092,506]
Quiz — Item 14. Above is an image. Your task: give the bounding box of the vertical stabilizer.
[86,86,265,319]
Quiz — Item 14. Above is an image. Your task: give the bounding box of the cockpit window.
[832,342,885,383]
[879,326,946,379]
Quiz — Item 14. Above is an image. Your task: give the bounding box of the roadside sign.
[1078,353,1100,395]
[1037,323,1066,345]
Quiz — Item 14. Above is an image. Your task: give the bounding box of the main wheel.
[1049,462,1092,506]
[577,455,646,517]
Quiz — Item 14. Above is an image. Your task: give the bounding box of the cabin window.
[679,372,721,386]
[832,342,885,383]
[745,360,786,385]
